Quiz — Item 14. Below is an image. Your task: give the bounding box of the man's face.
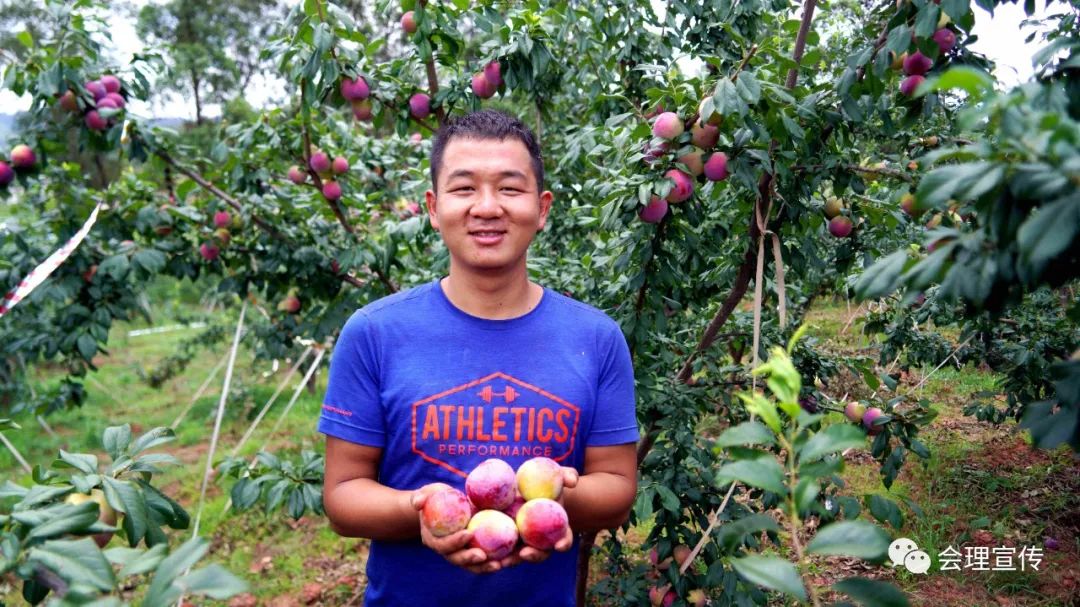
[426,137,552,276]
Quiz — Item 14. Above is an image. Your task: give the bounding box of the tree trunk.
[192,70,203,125]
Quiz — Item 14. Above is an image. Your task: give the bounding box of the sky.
[0,2,1059,121]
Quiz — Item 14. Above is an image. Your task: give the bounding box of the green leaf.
[716,456,786,495]
[713,78,746,116]
[131,427,175,455]
[1017,193,1080,274]
[102,478,149,546]
[98,254,130,280]
[27,538,116,593]
[175,564,248,599]
[806,521,890,559]
[27,502,100,541]
[55,450,99,475]
[715,513,781,551]
[800,424,867,463]
[868,494,905,530]
[929,66,994,100]
[854,250,908,300]
[77,334,98,362]
[117,544,168,578]
[716,421,776,448]
[144,538,211,605]
[103,425,132,461]
[738,392,783,435]
[132,249,167,274]
[730,555,807,601]
[654,484,681,512]
[16,30,33,49]
[833,577,910,607]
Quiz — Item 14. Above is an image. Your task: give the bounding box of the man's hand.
[411,483,501,574]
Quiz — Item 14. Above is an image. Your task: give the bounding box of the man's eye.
[452,187,474,193]
[501,187,522,193]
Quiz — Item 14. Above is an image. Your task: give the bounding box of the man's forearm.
[562,471,636,532]
[325,478,420,540]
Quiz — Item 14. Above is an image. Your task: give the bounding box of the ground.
[1,299,1077,606]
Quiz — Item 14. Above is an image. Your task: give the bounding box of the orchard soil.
[2,300,1078,606]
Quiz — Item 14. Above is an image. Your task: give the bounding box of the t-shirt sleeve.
[318,310,386,447]
[588,322,639,446]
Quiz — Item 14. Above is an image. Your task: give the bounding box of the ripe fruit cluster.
[844,401,889,435]
[638,99,730,224]
[895,24,961,97]
[646,545,708,606]
[59,74,128,131]
[421,457,571,559]
[286,148,350,202]
[822,195,854,238]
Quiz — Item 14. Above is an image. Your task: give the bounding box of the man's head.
[430,110,544,194]
[424,111,553,277]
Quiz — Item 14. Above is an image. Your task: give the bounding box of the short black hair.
[429,110,544,193]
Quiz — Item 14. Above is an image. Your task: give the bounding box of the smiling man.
[319,110,638,607]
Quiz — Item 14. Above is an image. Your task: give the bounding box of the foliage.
[218,450,325,520]
[0,424,245,605]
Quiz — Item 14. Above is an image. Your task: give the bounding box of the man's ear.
[425,189,439,231]
[537,190,554,231]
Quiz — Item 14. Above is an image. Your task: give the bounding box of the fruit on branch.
[65,489,117,548]
[484,61,502,88]
[467,510,518,559]
[199,242,220,261]
[799,394,819,413]
[85,80,107,100]
[933,27,956,53]
[401,10,417,33]
[687,589,707,607]
[690,121,719,149]
[104,92,125,109]
[287,165,307,184]
[900,192,922,218]
[340,76,370,101]
[0,161,13,187]
[471,72,496,99]
[515,498,569,550]
[862,407,886,435]
[698,96,722,126]
[516,456,564,501]
[900,74,926,97]
[649,585,676,607]
[466,458,516,510]
[309,152,331,174]
[58,90,79,112]
[213,211,231,228]
[648,548,672,570]
[639,196,669,223]
[903,51,933,76]
[278,294,301,314]
[410,133,423,145]
[82,264,98,283]
[322,180,343,201]
[421,487,472,537]
[673,544,691,566]
[844,401,866,423]
[85,110,108,131]
[100,75,121,93]
[332,156,350,174]
[664,169,693,203]
[823,196,843,218]
[330,259,341,274]
[925,213,943,229]
[703,152,729,182]
[10,144,35,169]
[829,215,853,237]
[678,148,705,176]
[651,112,684,140]
[351,99,373,121]
[409,93,432,119]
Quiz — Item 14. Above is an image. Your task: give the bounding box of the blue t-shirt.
[318,279,638,607]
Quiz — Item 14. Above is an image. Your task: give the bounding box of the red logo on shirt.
[410,372,581,477]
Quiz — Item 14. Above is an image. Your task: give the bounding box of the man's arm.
[562,443,638,532]
[322,436,418,540]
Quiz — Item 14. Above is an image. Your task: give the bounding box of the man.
[319,110,638,606]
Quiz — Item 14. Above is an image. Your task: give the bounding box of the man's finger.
[518,546,550,564]
[561,467,579,488]
[554,527,574,552]
[427,529,474,553]
[446,547,488,568]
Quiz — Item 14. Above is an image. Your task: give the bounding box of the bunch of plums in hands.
[416,457,573,571]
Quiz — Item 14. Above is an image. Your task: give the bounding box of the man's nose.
[470,186,503,216]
